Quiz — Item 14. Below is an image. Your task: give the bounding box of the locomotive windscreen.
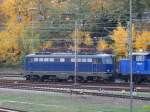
[102,56,113,64]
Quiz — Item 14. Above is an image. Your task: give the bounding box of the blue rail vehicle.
[24,52,115,82]
[119,52,150,82]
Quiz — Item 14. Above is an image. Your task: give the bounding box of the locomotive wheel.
[67,76,74,82]
[25,75,31,80]
[133,76,144,84]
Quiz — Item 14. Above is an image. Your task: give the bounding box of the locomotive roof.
[26,52,113,58]
[132,52,150,55]
[121,52,150,60]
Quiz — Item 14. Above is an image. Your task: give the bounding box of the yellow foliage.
[112,23,150,56]
[97,39,108,51]
[111,24,128,56]
[0,37,20,63]
[134,31,150,51]
[83,32,93,46]
[0,0,16,17]
[135,33,146,51]
[0,0,38,63]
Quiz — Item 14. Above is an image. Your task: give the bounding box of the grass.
[113,91,150,98]
[0,89,149,112]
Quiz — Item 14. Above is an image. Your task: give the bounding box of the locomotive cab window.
[136,55,145,61]
[29,58,34,63]
[102,57,113,64]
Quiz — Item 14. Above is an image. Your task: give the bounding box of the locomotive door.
[92,58,99,73]
[135,62,145,72]
[135,55,145,72]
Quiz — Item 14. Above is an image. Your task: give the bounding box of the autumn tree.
[97,38,109,52]
[134,31,150,51]
[0,0,42,65]
[134,33,147,51]
[111,22,150,57]
[111,24,128,57]
[0,0,149,65]
[83,32,93,46]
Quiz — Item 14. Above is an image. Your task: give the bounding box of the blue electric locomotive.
[119,52,150,82]
[24,52,115,82]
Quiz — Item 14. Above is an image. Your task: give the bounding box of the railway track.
[0,79,149,91]
[0,79,149,101]
[0,107,26,112]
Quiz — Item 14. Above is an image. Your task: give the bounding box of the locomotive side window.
[71,58,82,62]
[34,58,38,62]
[136,55,145,61]
[78,58,81,62]
[39,58,44,62]
[49,58,54,62]
[93,58,101,64]
[87,58,92,62]
[44,58,49,62]
[81,58,86,62]
[60,58,65,62]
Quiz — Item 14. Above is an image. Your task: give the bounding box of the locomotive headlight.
[107,69,110,72]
